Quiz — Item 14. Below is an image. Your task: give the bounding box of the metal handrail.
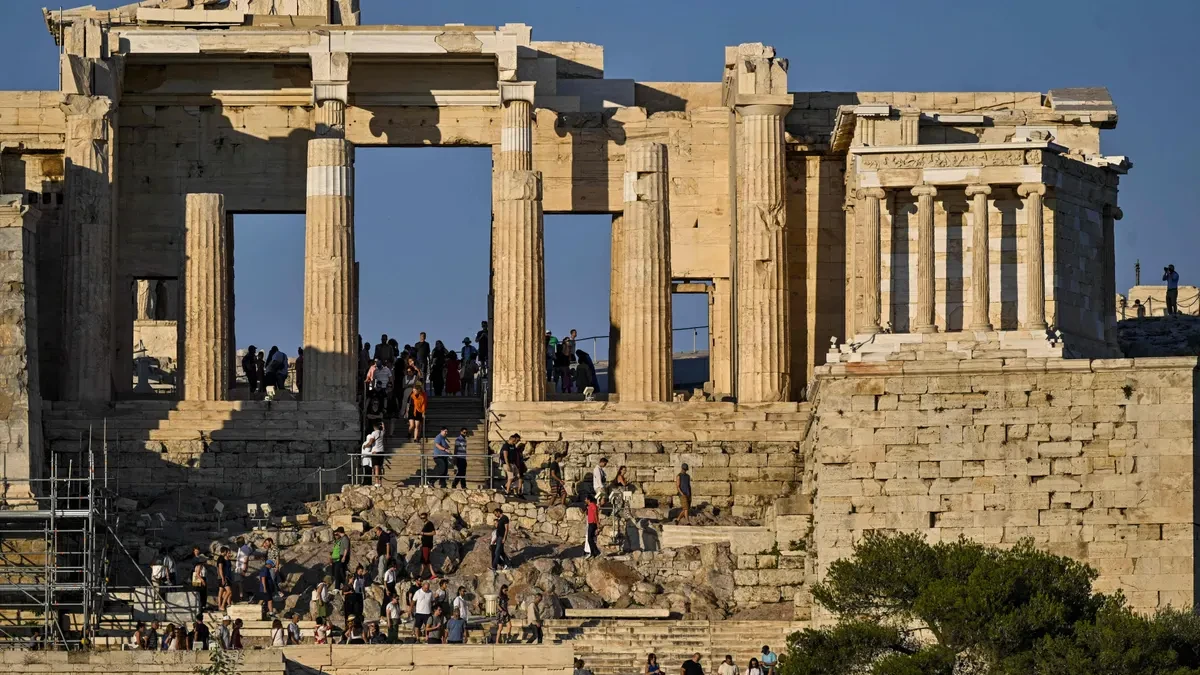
[570,324,710,357]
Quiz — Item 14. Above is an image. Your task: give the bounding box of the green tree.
[782,532,1200,675]
[195,643,241,675]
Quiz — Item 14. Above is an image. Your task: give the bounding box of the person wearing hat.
[330,526,350,590]
[256,560,278,618]
[460,338,478,396]
[675,463,692,525]
[217,615,233,650]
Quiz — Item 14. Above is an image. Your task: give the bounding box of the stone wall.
[806,356,1197,614]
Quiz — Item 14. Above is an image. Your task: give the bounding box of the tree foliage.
[782,532,1200,675]
[195,643,242,675]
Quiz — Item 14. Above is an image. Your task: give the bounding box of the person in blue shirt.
[256,561,277,618]
[1164,264,1180,314]
[760,646,778,675]
[432,426,451,488]
[452,428,469,489]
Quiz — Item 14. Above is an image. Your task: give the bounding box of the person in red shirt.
[585,495,601,558]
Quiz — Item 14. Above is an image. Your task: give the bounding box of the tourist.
[760,646,778,675]
[312,575,332,622]
[491,506,510,571]
[288,613,303,645]
[242,346,258,395]
[645,654,661,675]
[476,321,489,367]
[264,346,288,399]
[446,608,468,644]
[359,341,372,398]
[1135,299,1146,318]
[548,453,568,506]
[295,346,304,398]
[718,655,739,675]
[414,332,431,374]
[190,558,208,610]
[425,605,447,644]
[408,384,427,442]
[235,537,255,600]
[592,457,608,502]
[575,349,596,391]
[343,618,365,645]
[418,512,437,579]
[431,340,448,396]
[383,558,401,603]
[461,336,477,364]
[368,621,388,645]
[676,463,692,525]
[501,433,525,497]
[374,335,393,364]
[160,548,177,586]
[231,618,244,650]
[453,586,471,624]
[411,580,434,641]
[344,564,367,621]
[217,616,233,650]
[314,618,332,644]
[145,621,160,651]
[682,653,704,675]
[526,592,544,644]
[554,341,571,393]
[364,391,385,432]
[612,465,630,490]
[434,578,451,612]
[362,420,385,485]
[263,537,283,588]
[453,427,469,489]
[461,338,478,396]
[256,560,278,617]
[574,659,593,675]
[585,495,601,558]
[385,592,404,643]
[270,618,286,647]
[545,331,558,384]
[432,426,452,488]
[445,350,461,395]
[129,622,146,650]
[190,616,210,651]
[374,525,394,582]
[331,526,351,590]
[1164,264,1180,314]
[171,626,189,651]
[564,328,578,363]
[216,546,233,611]
[255,350,267,393]
[496,584,513,643]
[746,658,762,675]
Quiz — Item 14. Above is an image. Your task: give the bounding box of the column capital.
[311,50,350,105]
[1105,204,1124,220]
[965,184,992,197]
[737,102,792,118]
[856,187,885,200]
[911,184,937,198]
[312,81,349,105]
[500,81,536,107]
[1017,183,1046,198]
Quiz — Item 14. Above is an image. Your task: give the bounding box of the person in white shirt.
[385,595,404,643]
[411,580,434,641]
[592,457,608,504]
[270,618,286,647]
[361,420,385,485]
[452,585,471,624]
[718,655,739,675]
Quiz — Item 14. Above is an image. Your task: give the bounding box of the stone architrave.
[183,194,230,401]
[1018,183,1048,330]
[491,170,546,402]
[1103,205,1123,346]
[857,188,885,335]
[910,184,938,333]
[608,213,624,395]
[303,139,356,402]
[60,94,114,402]
[966,184,993,331]
[0,198,41,502]
[498,82,535,172]
[618,142,673,402]
[736,104,791,402]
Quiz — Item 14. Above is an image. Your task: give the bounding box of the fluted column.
[910,185,938,333]
[492,170,546,402]
[303,138,356,401]
[736,104,791,402]
[857,188,885,335]
[966,184,993,331]
[1018,183,1048,330]
[1103,205,1123,345]
[608,214,624,394]
[498,82,535,172]
[61,95,114,402]
[183,194,230,401]
[619,143,673,402]
[315,98,346,137]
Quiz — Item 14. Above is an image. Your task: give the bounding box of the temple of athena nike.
[0,0,1194,666]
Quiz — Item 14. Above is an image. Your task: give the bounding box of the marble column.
[910,185,938,333]
[303,137,356,402]
[60,94,113,402]
[618,142,673,402]
[736,104,791,402]
[857,188,885,335]
[608,214,624,395]
[1018,183,1048,330]
[183,194,230,401]
[0,198,41,502]
[491,170,546,402]
[966,184,993,331]
[498,82,535,172]
[1103,205,1123,345]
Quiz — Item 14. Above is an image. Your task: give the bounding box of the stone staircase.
[546,619,806,675]
[379,396,495,488]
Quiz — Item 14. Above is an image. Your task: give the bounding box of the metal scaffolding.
[0,431,113,649]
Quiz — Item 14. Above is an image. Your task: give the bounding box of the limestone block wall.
[806,357,1198,614]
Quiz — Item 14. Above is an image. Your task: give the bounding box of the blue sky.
[2,0,1195,354]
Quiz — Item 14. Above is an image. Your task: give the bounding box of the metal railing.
[571,324,710,358]
[349,451,495,489]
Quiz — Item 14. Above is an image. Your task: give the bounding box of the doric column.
[498,82,535,172]
[736,103,791,402]
[1103,205,1123,344]
[491,170,546,402]
[857,188,885,335]
[911,184,938,333]
[303,138,356,401]
[608,214,624,394]
[60,94,114,402]
[1018,183,1048,330]
[966,184,993,331]
[619,142,673,402]
[183,194,230,401]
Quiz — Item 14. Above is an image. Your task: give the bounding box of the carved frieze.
[858,149,1028,170]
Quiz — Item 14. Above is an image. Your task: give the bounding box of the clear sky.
[2,0,1196,355]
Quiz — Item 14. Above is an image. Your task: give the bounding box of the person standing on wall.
[1164,264,1180,314]
[584,494,601,558]
[675,463,693,525]
[242,346,258,397]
